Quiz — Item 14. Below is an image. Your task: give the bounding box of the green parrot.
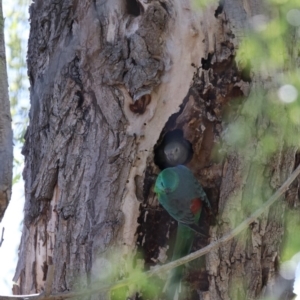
[154,165,210,299]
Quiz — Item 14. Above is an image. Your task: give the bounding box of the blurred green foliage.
[233,0,300,286]
[4,0,30,181]
[80,251,163,300]
[193,0,218,9]
[231,1,300,176]
[282,210,300,261]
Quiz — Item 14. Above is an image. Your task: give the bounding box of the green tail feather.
[164,223,195,300]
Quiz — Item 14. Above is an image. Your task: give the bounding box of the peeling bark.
[14,0,299,299]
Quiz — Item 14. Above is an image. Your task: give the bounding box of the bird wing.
[176,165,211,209]
[160,195,197,226]
[194,177,211,209]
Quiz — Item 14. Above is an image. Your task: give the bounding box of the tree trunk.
[13,0,299,299]
[0,0,12,222]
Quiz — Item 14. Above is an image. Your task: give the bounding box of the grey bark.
[13,0,299,299]
[0,0,12,222]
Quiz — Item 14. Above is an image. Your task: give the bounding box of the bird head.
[164,142,180,164]
[154,168,179,195]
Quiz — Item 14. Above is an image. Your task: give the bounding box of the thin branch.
[0,227,4,247]
[1,163,300,300]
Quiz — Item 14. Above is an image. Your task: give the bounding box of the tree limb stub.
[2,163,300,300]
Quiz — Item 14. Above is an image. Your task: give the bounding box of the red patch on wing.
[190,198,202,215]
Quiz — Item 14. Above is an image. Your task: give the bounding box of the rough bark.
[0,0,12,222]
[13,0,299,299]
